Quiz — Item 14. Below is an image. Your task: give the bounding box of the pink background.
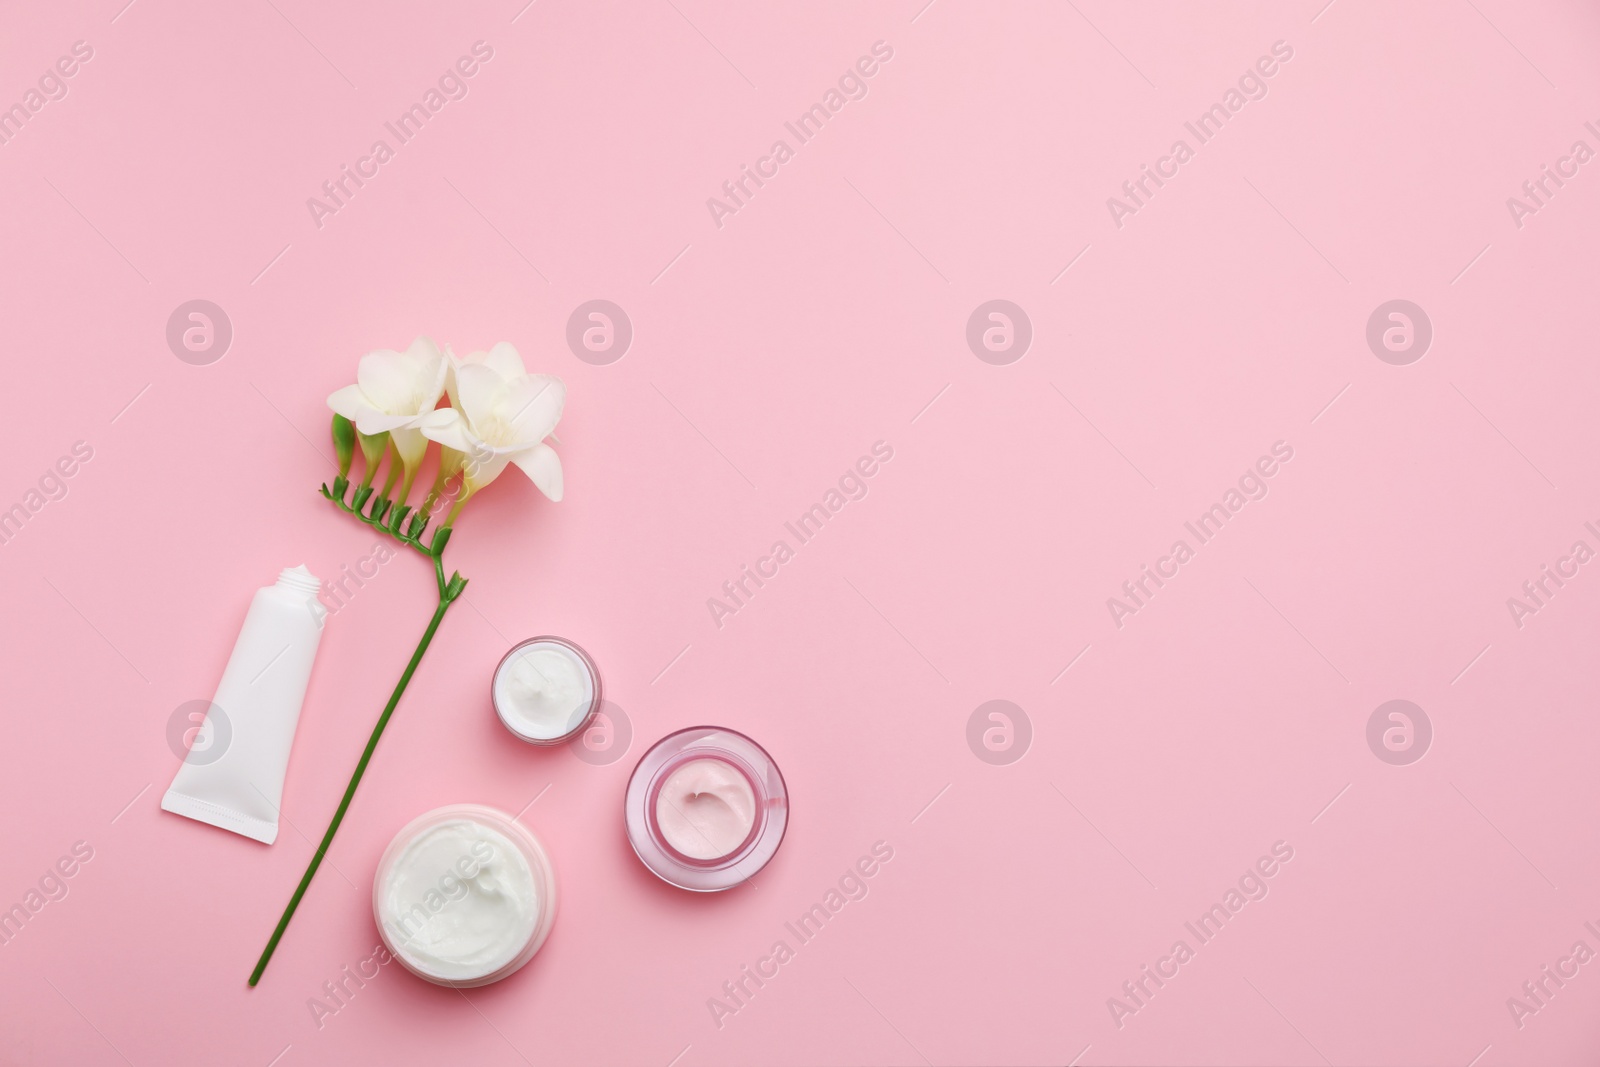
[3,1,1599,1063]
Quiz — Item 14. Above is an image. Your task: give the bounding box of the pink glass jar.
[624,726,788,892]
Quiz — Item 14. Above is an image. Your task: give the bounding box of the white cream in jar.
[492,637,601,744]
[373,805,556,987]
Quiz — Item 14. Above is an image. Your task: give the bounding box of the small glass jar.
[625,726,788,892]
[491,636,602,745]
[373,804,557,987]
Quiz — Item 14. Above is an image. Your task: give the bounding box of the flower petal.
[327,384,374,421]
[454,363,506,432]
[406,336,449,406]
[479,342,527,382]
[389,426,429,471]
[405,335,442,363]
[498,374,565,445]
[419,408,475,452]
[353,409,420,435]
[510,442,563,502]
[355,350,415,412]
[461,450,514,494]
[444,346,465,412]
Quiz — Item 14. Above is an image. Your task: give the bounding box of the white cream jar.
[491,636,602,745]
[373,804,556,987]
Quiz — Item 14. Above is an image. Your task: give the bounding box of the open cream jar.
[491,636,602,745]
[373,804,556,987]
[625,727,788,892]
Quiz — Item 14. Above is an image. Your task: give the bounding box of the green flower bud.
[331,414,356,478]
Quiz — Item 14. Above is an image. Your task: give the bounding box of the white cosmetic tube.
[161,565,326,844]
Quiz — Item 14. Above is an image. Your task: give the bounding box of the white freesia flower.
[420,342,565,503]
[326,337,448,495]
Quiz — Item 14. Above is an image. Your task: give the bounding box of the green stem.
[249,491,467,987]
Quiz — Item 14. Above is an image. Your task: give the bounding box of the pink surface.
[2,1,1599,1063]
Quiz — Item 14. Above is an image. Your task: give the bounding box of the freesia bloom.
[326,337,448,498]
[421,342,565,504]
[258,332,575,989]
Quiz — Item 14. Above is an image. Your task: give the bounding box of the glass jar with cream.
[373,804,557,987]
[625,726,788,892]
[491,636,602,745]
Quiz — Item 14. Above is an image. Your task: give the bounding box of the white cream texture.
[378,818,538,981]
[495,642,593,740]
[656,759,757,860]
